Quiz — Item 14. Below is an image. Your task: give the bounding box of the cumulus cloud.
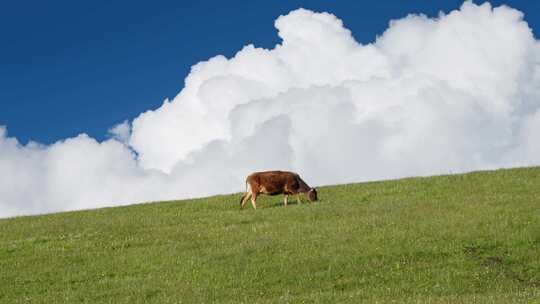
[1,1,539,217]
[108,120,131,145]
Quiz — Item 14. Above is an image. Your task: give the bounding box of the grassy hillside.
[1,167,539,303]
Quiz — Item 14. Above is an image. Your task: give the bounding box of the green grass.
[1,167,539,303]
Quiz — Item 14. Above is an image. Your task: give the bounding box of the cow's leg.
[296,194,302,204]
[284,194,288,207]
[250,193,258,210]
[240,193,246,209]
[240,192,251,209]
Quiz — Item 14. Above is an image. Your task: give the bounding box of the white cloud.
[1,1,539,218]
[108,120,131,144]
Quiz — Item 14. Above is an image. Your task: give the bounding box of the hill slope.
[1,167,539,303]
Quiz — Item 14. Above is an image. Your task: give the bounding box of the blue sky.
[1,0,539,144]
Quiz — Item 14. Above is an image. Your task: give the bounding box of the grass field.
[1,167,539,303]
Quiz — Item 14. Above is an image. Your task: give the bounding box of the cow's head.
[307,188,318,202]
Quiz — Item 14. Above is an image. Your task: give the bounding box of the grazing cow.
[239,171,318,209]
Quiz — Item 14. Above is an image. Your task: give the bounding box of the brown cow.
[239,171,318,209]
